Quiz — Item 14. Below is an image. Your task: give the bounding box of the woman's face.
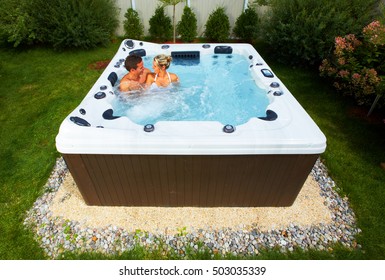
[152,60,164,73]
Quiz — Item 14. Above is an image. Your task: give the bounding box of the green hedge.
[0,0,37,47]
[0,0,118,49]
[262,0,380,66]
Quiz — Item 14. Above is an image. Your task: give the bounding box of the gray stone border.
[24,157,361,259]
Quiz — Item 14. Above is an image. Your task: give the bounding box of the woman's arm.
[170,73,179,83]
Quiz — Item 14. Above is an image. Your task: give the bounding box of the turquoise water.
[112,54,269,126]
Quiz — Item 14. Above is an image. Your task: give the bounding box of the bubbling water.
[112,54,270,126]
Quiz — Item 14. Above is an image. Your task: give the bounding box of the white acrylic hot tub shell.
[56,40,326,155]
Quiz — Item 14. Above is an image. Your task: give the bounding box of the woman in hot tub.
[146,54,179,90]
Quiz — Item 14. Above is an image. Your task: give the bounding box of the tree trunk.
[173,5,176,43]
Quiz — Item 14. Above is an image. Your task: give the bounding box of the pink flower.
[363,21,381,33]
[334,34,361,56]
[364,68,380,84]
[338,70,350,78]
[334,36,346,56]
[320,21,384,104]
[337,57,346,65]
[345,34,361,47]
[363,20,385,45]
[319,59,337,76]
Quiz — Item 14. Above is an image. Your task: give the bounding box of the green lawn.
[0,41,384,259]
[266,62,385,259]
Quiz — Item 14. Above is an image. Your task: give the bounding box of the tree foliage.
[204,7,230,42]
[149,6,173,42]
[177,6,198,42]
[261,0,381,66]
[123,8,144,40]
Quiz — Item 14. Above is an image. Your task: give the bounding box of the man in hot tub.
[119,55,151,92]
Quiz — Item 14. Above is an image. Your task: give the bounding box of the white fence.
[115,0,250,37]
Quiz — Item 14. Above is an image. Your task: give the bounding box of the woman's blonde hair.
[154,54,172,69]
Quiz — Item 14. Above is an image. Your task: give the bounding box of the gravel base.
[24,157,361,259]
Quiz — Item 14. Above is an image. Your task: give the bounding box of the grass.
[265,60,385,258]
[0,40,384,259]
[0,43,119,259]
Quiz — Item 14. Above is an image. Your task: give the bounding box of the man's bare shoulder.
[120,77,141,91]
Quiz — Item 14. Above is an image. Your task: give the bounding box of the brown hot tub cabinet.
[63,153,319,207]
[56,40,326,207]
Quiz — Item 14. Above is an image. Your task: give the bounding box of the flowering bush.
[320,20,385,106]
[363,20,385,46]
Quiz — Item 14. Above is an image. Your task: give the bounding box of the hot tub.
[56,39,326,207]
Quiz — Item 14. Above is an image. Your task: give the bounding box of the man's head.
[124,55,144,73]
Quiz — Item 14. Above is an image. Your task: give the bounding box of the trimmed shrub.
[233,7,260,42]
[123,8,144,40]
[262,0,381,66]
[30,0,119,49]
[177,6,198,42]
[148,6,172,42]
[204,7,230,42]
